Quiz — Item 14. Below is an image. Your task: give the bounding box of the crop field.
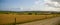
[0,11,60,25]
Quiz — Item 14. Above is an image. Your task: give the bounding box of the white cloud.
[43,6,60,11]
[44,0,60,11]
[45,0,60,8]
[30,0,60,11]
[19,0,60,11]
[30,0,44,11]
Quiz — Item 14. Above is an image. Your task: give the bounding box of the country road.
[17,17,60,25]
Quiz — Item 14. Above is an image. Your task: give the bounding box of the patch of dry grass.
[0,14,60,24]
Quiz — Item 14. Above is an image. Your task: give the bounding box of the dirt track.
[18,17,60,25]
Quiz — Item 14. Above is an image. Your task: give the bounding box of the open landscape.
[0,11,60,25]
[1,0,60,25]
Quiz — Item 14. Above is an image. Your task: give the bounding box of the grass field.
[0,13,60,25]
[0,11,60,25]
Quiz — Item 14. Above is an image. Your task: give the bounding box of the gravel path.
[17,17,60,25]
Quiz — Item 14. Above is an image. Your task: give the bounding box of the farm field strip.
[0,14,60,25]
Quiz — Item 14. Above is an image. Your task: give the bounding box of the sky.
[0,0,60,11]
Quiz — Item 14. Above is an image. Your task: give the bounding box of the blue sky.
[0,0,35,11]
[0,0,60,11]
[0,0,35,8]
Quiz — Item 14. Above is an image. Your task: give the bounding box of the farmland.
[0,11,60,25]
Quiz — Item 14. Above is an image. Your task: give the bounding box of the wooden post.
[14,17,16,25]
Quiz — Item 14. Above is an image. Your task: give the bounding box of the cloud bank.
[30,0,60,11]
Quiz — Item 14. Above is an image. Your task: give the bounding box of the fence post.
[14,17,16,25]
